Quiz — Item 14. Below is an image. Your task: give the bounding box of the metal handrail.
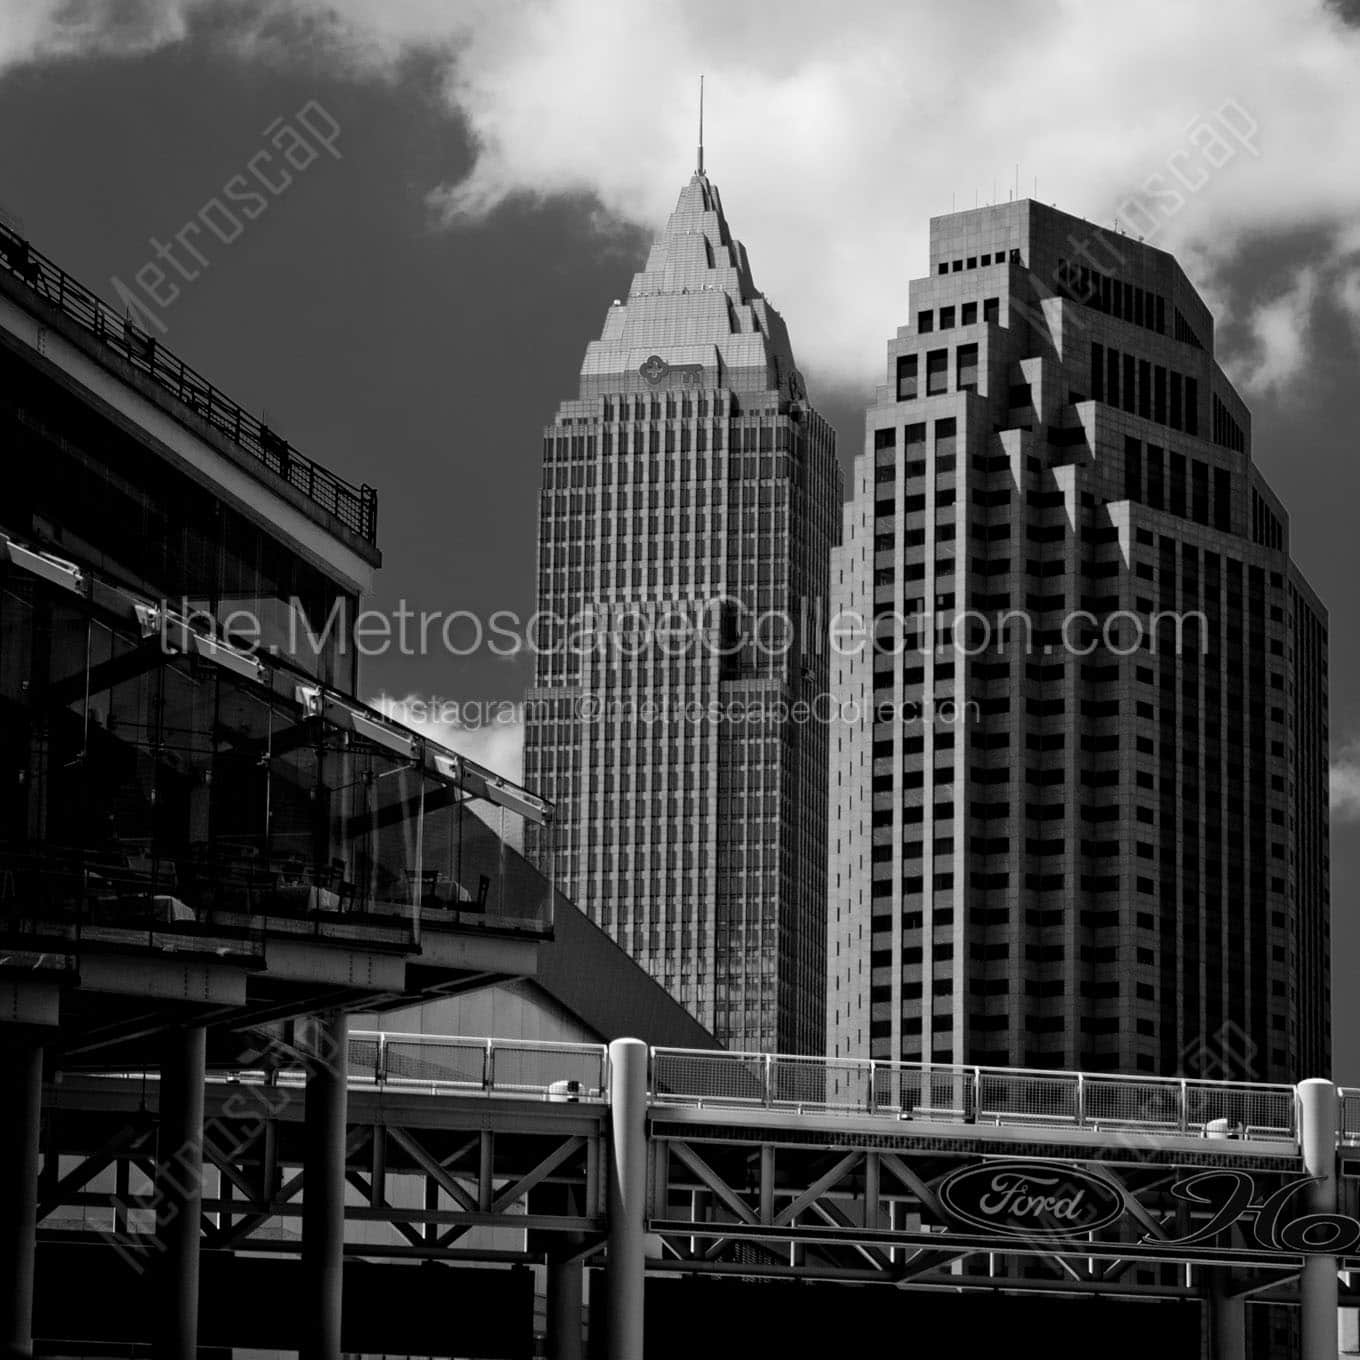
[648,1045,1300,1141]
[78,1035,1327,1145]
[0,221,376,542]
[348,1031,609,1101]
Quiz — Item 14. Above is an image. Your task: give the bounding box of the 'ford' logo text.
[937,1160,1127,1238]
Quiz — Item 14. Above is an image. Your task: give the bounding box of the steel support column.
[546,1250,585,1360]
[1207,1272,1245,1360]
[302,1012,349,1360]
[0,1041,42,1360]
[155,1025,206,1360]
[1298,1077,1339,1360]
[604,1038,646,1360]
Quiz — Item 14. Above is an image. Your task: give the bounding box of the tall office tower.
[829,201,1329,1083]
[524,163,841,1053]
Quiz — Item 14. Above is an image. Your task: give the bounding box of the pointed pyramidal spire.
[696,74,704,176]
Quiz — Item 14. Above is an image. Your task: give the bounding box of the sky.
[1,0,1356,1074]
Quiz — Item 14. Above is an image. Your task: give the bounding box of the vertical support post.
[864,1151,880,1230]
[759,1144,775,1226]
[546,1251,585,1360]
[155,1024,206,1360]
[0,1040,43,1360]
[478,1131,494,1213]
[1207,1272,1245,1360]
[605,1038,647,1360]
[1298,1077,1339,1360]
[301,1011,348,1360]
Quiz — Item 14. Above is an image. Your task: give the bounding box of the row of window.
[1053,257,1168,337]
[1251,488,1284,550]
[1123,436,1231,529]
[542,451,797,490]
[936,250,1017,275]
[917,297,1000,334]
[1212,392,1246,453]
[1091,341,1200,437]
[896,347,979,401]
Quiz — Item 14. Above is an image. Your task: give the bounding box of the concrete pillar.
[1298,1077,1339,1360]
[1207,1272,1245,1360]
[302,1012,349,1360]
[155,1025,206,1360]
[605,1038,647,1360]
[0,1041,42,1360]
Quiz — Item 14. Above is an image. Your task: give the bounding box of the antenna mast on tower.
[697,74,705,174]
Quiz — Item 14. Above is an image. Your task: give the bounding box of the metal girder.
[342,1167,425,1250]
[667,1142,759,1226]
[36,1118,153,1221]
[385,1126,479,1214]
[772,1152,860,1229]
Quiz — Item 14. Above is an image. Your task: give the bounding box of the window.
[1146,446,1164,510]
[1091,342,1104,402]
[940,306,956,329]
[1213,468,1231,531]
[961,301,977,325]
[926,349,948,396]
[1124,437,1142,502]
[935,418,957,459]
[918,310,934,333]
[897,354,919,401]
[1191,460,1208,524]
[982,297,999,323]
[956,344,979,393]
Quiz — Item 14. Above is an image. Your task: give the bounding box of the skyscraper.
[829,200,1329,1083]
[524,164,841,1053]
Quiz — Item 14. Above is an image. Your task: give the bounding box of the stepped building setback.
[829,200,1329,1084]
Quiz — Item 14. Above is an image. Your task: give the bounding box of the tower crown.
[578,171,799,398]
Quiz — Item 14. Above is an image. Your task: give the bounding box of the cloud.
[368,691,524,783]
[1332,742,1360,822]
[0,0,192,69]
[1238,267,1319,395]
[7,0,1360,394]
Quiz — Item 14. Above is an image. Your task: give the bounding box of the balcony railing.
[0,222,376,543]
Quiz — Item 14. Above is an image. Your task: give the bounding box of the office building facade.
[524,168,841,1053]
[829,200,1329,1083]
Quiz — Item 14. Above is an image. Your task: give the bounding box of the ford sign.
[937,1160,1127,1238]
